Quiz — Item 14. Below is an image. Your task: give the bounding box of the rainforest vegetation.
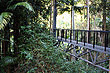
[0,0,110,73]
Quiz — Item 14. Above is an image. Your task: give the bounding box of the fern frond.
[0,56,17,67]
[8,2,35,13]
[0,12,13,30]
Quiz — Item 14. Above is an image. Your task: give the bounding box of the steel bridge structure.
[53,29,110,72]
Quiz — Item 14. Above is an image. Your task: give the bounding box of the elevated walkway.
[53,29,110,72]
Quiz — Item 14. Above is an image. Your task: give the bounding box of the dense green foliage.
[0,19,104,72]
[10,21,103,72]
[0,0,109,73]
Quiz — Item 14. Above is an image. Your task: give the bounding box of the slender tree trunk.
[0,30,1,59]
[4,27,7,56]
[94,15,95,30]
[72,6,75,30]
[109,59,110,73]
[86,0,89,66]
[2,29,5,56]
[87,0,89,31]
[102,0,106,47]
[72,0,76,61]
[53,0,57,36]
[71,6,72,29]
[87,0,90,43]
[14,15,19,56]
[102,0,106,46]
[2,26,9,56]
[101,0,106,61]
[5,24,10,55]
[72,6,75,41]
[0,30,2,60]
[50,0,53,33]
[102,0,106,31]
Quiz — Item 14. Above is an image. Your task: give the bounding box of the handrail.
[53,28,110,33]
[53,29,110,52]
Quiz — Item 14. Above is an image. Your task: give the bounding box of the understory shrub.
[13,22,85,73]
[11,22,104,73]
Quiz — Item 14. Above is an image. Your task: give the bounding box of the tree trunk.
[109,59,110,73]
[0,30,1,60]
[102,0,106,46]
[2,29,5,56]
[14,15,19,56]
[86,0,89,66]
[94,15,95,30]
[50,0,53,33]
[87,0,89,30]
[102,0,106,31]
[2,26,9,56]
[87,0,90,42]
[53,0,57,36]
[71,0,76,61]
[5,24,10,55]
[101,0,106,61]
[72,6,75,30]
[71,6,72,29]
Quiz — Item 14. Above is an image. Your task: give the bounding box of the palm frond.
[0,12,13,30]
[8,2,35,13]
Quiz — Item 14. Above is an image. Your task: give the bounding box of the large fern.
[0,2,34,30]
[7,2,35,13]
[0,12,13,30]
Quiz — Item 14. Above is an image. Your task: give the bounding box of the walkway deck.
[57,37,110,54]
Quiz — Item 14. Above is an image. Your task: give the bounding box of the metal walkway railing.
[53,29,110,72]
[53,29,110,54]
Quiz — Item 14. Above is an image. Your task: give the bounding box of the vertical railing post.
[77,30,78,44]
[81,31,82,42]
[93,32,95,48]
[61,29,64,40]
[107,32,108,47]
[75,30,76,41]
[57,29,59,38]
[61,29,62,40]
[65,30,67,41]
[84,31,86,46]
[88,31,90,43]
[70,30,72,42]
[96,32,98,45]
[105,33,106,51]
[73,30,74,41]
